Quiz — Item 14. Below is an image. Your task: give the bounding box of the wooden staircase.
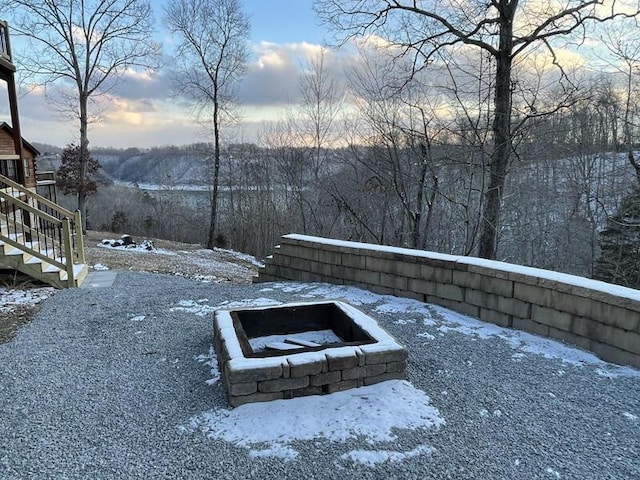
[0,171,87,288]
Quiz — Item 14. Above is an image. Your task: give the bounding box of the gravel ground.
[0,271,638,479]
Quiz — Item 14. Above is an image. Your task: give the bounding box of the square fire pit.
[214,301,407,407]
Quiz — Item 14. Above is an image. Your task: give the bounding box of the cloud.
[238,41,353,108]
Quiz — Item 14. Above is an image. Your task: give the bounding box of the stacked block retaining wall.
[254,234,640,369]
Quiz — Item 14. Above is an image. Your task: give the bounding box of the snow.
[284,234,640,301]
[340,444,435,467]
[214,247,265,268]
[169,299,217,317]
[184,380,444,459]
[195,347,220,385]
[248,329,342,352]
[264,282,640,378]
[0,286,56,313]
[99,238,174,255]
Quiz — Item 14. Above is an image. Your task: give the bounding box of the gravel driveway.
[0,271,638,479]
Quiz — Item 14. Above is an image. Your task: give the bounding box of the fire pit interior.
[232,302,377,357]
[214,301,407,407]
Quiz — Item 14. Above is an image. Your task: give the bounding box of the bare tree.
[315,0,638,259]
[1,0,160,231]
[164,0,249,249]
[601,18,640,186]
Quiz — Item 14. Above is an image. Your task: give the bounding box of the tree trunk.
[78,92,89,233]
[207,97,221,249]
[478,2,515,259]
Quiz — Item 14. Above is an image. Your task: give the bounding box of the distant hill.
[92,145,210,185]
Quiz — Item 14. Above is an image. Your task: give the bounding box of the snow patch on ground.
[99,237,173,255]
[214,298,282,309]
[195,346,220,385]
[340,444,435,467]
[185,380,443,458]
[261,282,639,378]
[428,304,640,377]
[169,299,217,317]
[264,282,381,305]
[622,412,638,421]
[214,247,265,268]
[0,286,56,313]
[249,445,299,461]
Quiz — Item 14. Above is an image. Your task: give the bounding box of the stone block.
[317,249,341,266]
[342,366,366,380]
[385,360,407,373]
[394,261,420,278]
[436,283,464,302]
[589,341,640,369]
[512,317,549,337]
[513,283,551,307]
[225,362,283,384]
[326,352,359,371]
[548,327,590,351]
[593,303,640,332]
[363,347,408,365]
[408,278,437,296]
[380,272,408,291]
[297,246,319,261]
[354,269,379,285]
[363,371,406,386]
[497,296,530,318]
[572,317,607,342]
[531,305,572,332]
[369,284,394,296]
[550,290,595,318]
[258,376,309,393]
[453,271,513,297]
[429,297,480,319]
[395,289,424,302]
[479,308,512,328]
[465,289,489,308]
[332,264,356,282]
[365,256,395,274]
[229,391,284,407]
[287,357,326,378]
[309,370,342,386]
[325,379,360,394]
[229,381,257,396]
[364,363,387,377]
[342,253,366,269]
[606,328,640,355]
[290,257,312,272]
[421,265,452,284]
[287,386,323,398]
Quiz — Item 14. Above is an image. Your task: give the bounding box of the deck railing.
[0,173,85,286]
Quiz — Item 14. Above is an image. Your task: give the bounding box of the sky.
[0,1,636,150]
[0,0,334,149]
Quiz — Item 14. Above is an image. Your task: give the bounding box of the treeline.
[77,91,638,285]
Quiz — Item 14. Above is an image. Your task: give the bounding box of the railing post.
[62,217,75,287]
[74,209,85,264]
